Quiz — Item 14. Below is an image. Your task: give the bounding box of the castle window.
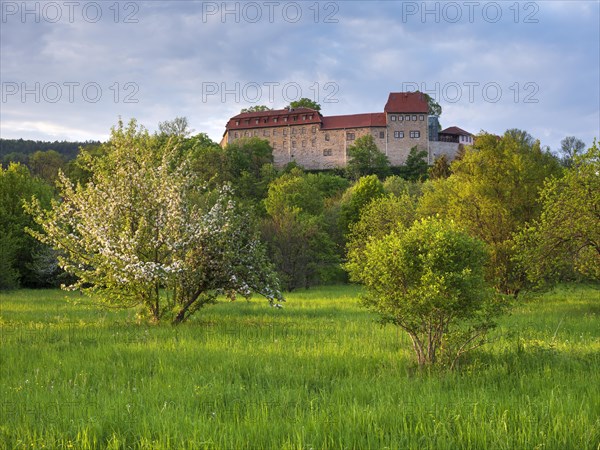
[254,130,258,136]
[325,133,330,141]
[419,115,425,121]
[234,132,239,138]
[394,131,404,138]
[405,115,410,121]
[273,129,277,136]
[292,141,297,148]
[311,138,316,146]
[302,140,306,148]
[263,130,270,136]
[398,115,403,121]
[379,131,385,139]
[346,132,355,140]
[323,149,332,156]
[312,126,316,133]
[301,127,306,134]
[283,129,288,136]
[412,115,417,121]
[410,131,421,138]
[391,115,397,121]
[245,131,249,137]
[292,128,296,135]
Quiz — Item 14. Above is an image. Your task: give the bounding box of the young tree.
[346,217,504,368]
[428,154,451,179]
[346,193,418,269]
[559,136,586,168]
[398,147,429,181]
[346,134,390,180]
[287,98,321,111]
[514,141,600,285]
[26,120,282,324]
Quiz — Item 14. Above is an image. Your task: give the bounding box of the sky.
[1,0,599,153]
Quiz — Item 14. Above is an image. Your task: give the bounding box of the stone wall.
[225,115,430,170]
[429,141,460,162]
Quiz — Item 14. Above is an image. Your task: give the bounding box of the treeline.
[1,118,597,297]
[1,138,101,166]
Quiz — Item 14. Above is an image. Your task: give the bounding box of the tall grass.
[1,284,598,449]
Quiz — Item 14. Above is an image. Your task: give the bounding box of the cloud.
[0,0,598,152]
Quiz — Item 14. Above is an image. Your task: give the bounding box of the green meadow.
[0,284,599,449]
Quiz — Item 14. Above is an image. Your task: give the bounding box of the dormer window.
[263,118,268,123]
[273,117,278,123]
[293,116,298,121]
[235,120,240,126]
[302,115,307,120]
[284,117,288,122]
[255,119,259,124]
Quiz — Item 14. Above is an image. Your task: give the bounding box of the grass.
[0,284,599,449]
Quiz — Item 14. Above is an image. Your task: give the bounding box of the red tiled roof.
[321,113,386,130]
[384,92,429,113]
[226,107,321,130]
[440,126,472,136]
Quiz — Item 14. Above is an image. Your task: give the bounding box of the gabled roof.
[440,126,473,136]
[384,92,429,113]
[321,113,386,130]
[226,107,322,130]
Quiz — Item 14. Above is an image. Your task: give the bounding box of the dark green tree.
[398,146,429,181]
[346,134,390,180]
[287,98,321,111]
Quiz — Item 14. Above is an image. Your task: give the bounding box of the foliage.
[28,150,66,184]
[345,134,390,180]
[346,217,504,368]
[287,98,321,111]
[240,105,272,113]
[0,163,55,289]
[419,130,563,295]
[382,176,423,198]
[157,117,192,137]
[423,93,442,116]
[339,175,385,236]
[559,136,585,168]
[346,193,418,270]
[397,146,429,181]
[514,141,600,285]
[0,138,100,162]
[428,154,451,179]
[262,169,339,289]
[26,119,282,324]
[224,137,276,202]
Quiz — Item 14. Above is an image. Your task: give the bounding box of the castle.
[221,92,470,170]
